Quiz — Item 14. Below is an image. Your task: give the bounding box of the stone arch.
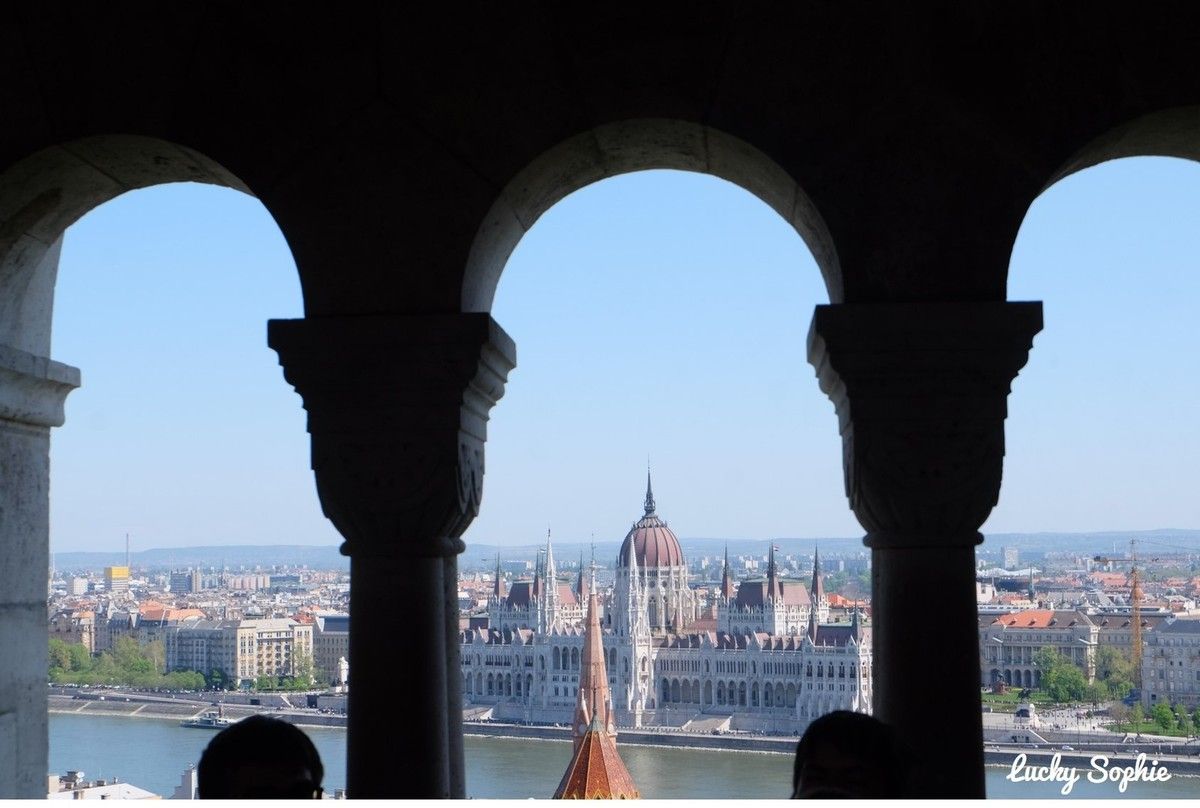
[751,681,760,707]
[462,119,841,314]
[786,683,797,707]
[681,679,692,703]
[764,683,773,707]
[704,680,713,705]
[738,681,747,706]
[1047,107,1200,193]
[662,678,670,704]
[553,647,561,670]
[0,135,275,360]
[717,681,726,705]
[571,647,579,670]
[486,673,494,696]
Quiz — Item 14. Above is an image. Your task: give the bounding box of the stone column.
[0,345,79,798]
[269,314,514,799]
[808,301,1042,798]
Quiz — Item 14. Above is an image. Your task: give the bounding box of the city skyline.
[48,160,1200,552]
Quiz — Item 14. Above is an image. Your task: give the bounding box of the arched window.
[751,682,760,707]
[571,647,580,670]
[717,681,726,705]
[553,647,561,670]
[662,678,670,703]
[738,681,747,706]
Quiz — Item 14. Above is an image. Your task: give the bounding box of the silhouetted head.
[792,711,910,799]
[198,714,324,799]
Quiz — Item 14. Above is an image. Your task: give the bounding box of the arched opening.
[20,136,352,791]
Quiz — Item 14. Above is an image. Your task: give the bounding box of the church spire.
[554,588,639,799]
[493,552,504,600]
[810,544,825,604]
[643,464,657,516]
[767,543,779,600]
[720,543,735,600]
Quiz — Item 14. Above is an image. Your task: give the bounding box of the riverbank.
[47,693,345,729]
[462,719,798,754]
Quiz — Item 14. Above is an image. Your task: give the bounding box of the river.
[48,713,1198,798]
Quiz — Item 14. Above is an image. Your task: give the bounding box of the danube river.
[49,714,1197,799]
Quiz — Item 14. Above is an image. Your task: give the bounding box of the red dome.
[617,470,686,568]
[619,515,685,568]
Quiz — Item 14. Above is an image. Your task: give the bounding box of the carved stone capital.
[268,314,515,559]
[807,302,1042,548]
[0,343,80,428]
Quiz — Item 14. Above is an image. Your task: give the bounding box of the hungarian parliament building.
[460,475,872,734]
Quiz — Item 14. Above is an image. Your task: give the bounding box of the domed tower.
[613,469,697,633]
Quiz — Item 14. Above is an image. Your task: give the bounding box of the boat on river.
[180,707,236,730]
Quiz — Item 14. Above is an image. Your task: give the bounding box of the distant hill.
[52,528,1200,574]
[53,544,347,573]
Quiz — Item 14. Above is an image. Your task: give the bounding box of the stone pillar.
[268,313,514,799]
[808,301,1041,798]
[0,344,79,799]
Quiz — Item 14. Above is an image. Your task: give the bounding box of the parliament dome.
[617,472,686,569]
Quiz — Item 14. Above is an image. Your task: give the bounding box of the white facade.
[461,480,871,733]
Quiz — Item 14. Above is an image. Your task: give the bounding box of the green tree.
[48,638,73,672]
[1034,647,1087,703]
[255,674,276,691]
[289,649,315,689]
[1152,702,1176,732]
[1131,704,1144,737]
[1110,703,1129,732]
[207,668,228,690]
[68,643,91,673]
[1177,706,1193,739]
[1094,645,1135,699]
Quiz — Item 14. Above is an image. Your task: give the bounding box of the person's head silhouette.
[792,711,910,798]
[197,714,324,799]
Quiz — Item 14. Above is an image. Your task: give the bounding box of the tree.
[1084,681,1107,706]
[207,668,228,691]
[1109,702,1129,733]
[48,638,73,673]
[1034,647,1087,703]
[289,649,315,689]
[1094,645,1134,699]
[1131,704,1144,738]
[1152,702,1176,733]
[1178,707,1193,739]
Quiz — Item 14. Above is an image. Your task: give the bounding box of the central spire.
[644,464,656,516]
[554,588,640,799]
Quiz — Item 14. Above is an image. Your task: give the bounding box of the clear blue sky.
[48,159,1200,553]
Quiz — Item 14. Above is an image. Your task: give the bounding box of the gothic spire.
[493,552,504,600]
[643,464,656,516]
[720,543,735,600]
[810,544,825,604]
[767,543,779,600]
[554,588,639,798]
